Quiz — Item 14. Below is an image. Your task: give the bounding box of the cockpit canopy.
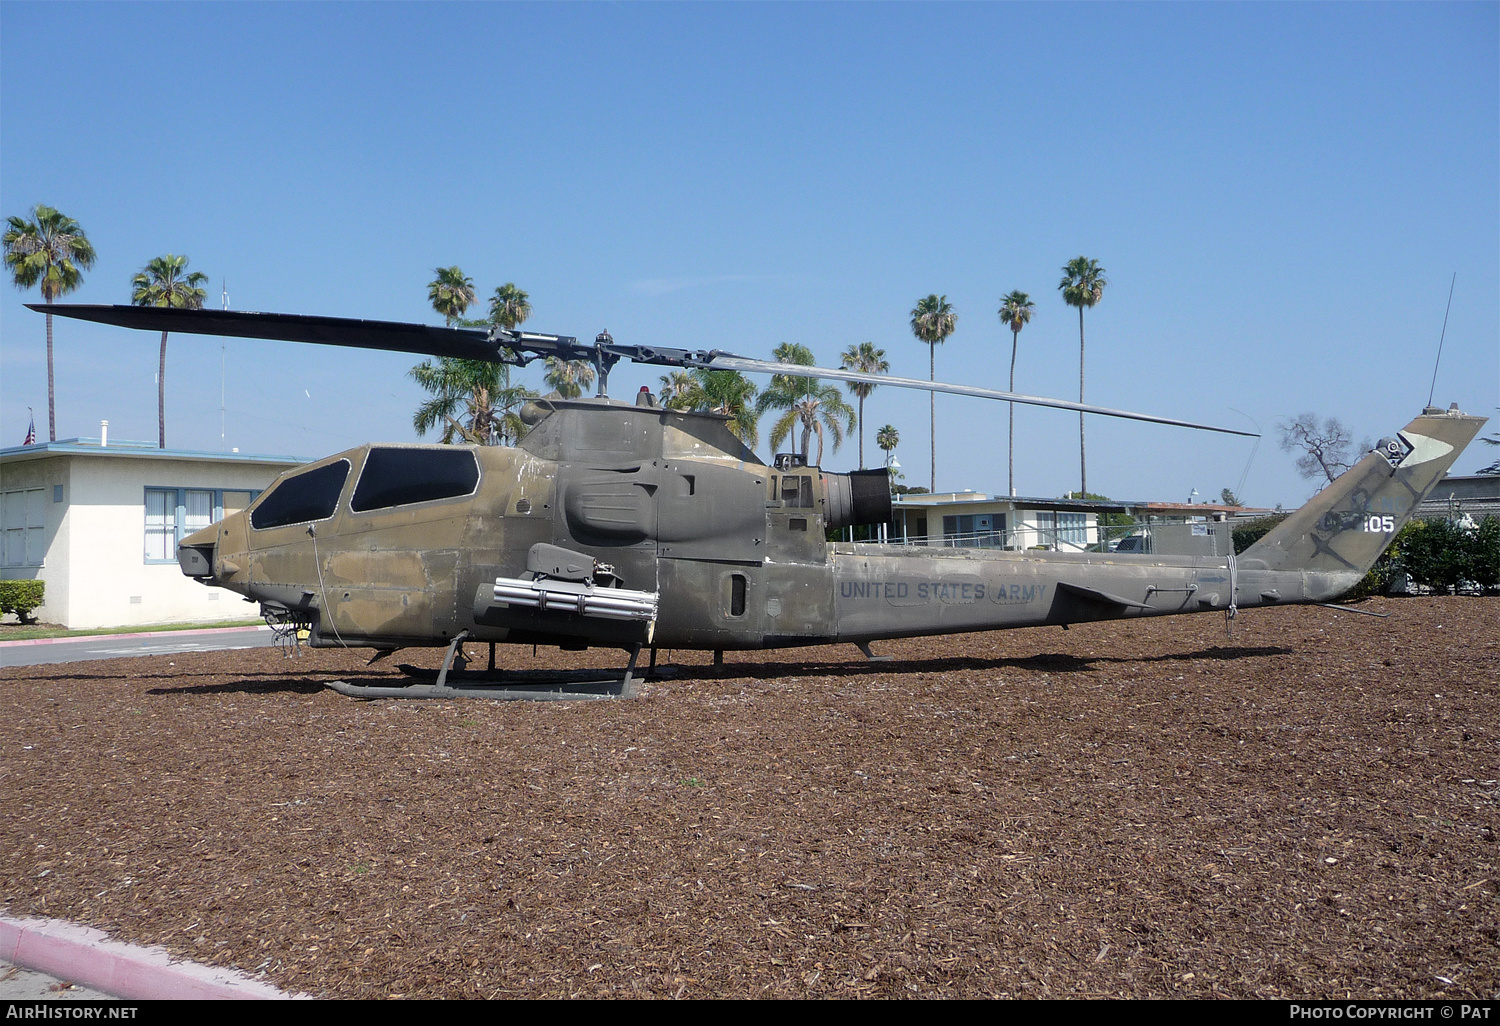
[249,446,482,531]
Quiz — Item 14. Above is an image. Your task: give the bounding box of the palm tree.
[910,295,956,492]
[428,266,476,326]
[691,369,760,447]
[840,342,888,469]
[488,283,531,329]
[997,290,1035,497]
[410,357,535,445]
[1477,428,1499,476]
[543,357,596,399]
[3,205,97,442]
[876,424,899,467]
[1059,257,1107,496]
[657,369,760,445]
[755,343,855,467]
[131,255,209,449]
[658,370,699,409]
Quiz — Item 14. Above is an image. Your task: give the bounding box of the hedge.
[1233,514,1498,598]
[0,580,45,624]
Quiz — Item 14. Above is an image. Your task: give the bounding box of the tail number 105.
[1362,515,1396,533]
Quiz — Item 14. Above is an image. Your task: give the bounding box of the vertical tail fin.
[1241,406,1486,576]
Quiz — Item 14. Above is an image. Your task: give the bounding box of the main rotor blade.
[28,304,509,362]
[702,355,1260,438]
[33,304,1257,437]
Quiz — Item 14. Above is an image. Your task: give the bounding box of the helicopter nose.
[177,537,216,578]
[178,520,227,580]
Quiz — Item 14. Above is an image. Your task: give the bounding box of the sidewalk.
[0,625,269,648]
[0,916,299,1000]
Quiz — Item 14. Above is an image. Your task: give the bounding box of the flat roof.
[0,438,306,467]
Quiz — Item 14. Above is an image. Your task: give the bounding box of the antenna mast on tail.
[1426,272,1456,410]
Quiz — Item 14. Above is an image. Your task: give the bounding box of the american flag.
[23,410,35,446]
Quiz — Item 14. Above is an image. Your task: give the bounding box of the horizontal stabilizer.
[1057,581,1153,610]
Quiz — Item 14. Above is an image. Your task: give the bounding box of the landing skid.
[325,632,649,700]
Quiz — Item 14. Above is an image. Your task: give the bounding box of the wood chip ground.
[2,597,1496,999]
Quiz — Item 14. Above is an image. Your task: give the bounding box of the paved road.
[0,959,113,1000]
[0,626,275,667]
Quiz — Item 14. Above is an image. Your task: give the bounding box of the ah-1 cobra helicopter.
[33,303,1487,698]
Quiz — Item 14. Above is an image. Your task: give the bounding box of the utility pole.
[220,279,229,450]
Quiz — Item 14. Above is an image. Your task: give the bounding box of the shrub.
[1343,520,1423,599]
[1232,515,1288,554]
[1357,515,1500,597]
[1472,516,1500,591]
[1399,519,1472,593]
[0,580,45,624]
[1238,514,1498,599]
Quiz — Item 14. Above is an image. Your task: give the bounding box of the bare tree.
[1278,413,1371,483]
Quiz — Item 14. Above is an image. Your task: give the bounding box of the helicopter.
[32,303,1487,698]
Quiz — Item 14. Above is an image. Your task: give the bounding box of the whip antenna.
[1426,272,1455,408]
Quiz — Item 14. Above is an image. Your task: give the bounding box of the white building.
[887,491,1103,551]
[0,436,304,629]
[887,490,1244,555]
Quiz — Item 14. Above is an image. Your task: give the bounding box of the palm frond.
[3,205,96,298]
[998,290,1035,331]
[769,408,800,454]
[489,283,532,329]
[428,266,476,326]
[910,294,957,345]
[1059,258,1107,309]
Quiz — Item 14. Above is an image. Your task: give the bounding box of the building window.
[145,487,259,563]
[941,513,1005,548]
[1,488,46,568]
[1058,513,1087,547]
[1033,511,1088,548]
[145,488,178,561]
[186,489,214,535]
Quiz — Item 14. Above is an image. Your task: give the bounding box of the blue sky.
[3,1,1496,507]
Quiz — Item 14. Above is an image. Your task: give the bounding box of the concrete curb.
[0,626,270,649]
[0,915,299,1000]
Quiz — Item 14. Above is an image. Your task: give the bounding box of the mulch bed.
[2,597,1496,999]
